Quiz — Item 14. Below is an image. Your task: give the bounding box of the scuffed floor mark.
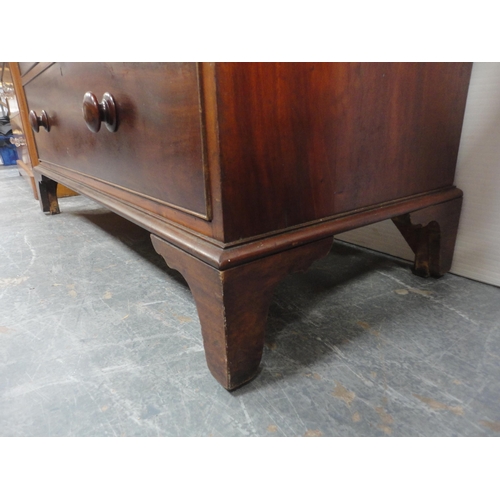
[413,394,464,416]
[352,411,361,422]
[303,429,323,437]
[395,287,433,297]
[479,420,500,433]
[409,288,433,297]
[384,272,479,325]
[375,406,394,435]
[4,377,79,399]
[332,382,356,407]
[172,313,193,324]
[101,363,137,374]
[67,284,77,298]
[141,405,161,420]
[183,344,204,353]
[238,398,258,436]
[376,406,394,424]
[103,291,113,299]
[356,320,380,337]
[0,276,28,287]
[265,341,277,350]
[378,425,392,435]
[267,425,278,433]
[94,264,117,272]
[23,235,36,274]
[0,326,13,334]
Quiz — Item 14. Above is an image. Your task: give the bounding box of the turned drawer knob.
[82,92,117,133]
[29,110,50,133]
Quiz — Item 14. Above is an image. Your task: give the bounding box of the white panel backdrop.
[337,62,500,287]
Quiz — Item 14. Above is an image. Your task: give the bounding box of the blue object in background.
[0,146,18,166]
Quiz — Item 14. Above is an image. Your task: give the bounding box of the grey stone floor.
[1,165,499,436]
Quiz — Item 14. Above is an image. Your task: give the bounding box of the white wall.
[338,63,500,287]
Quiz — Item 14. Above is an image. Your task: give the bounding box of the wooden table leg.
[152,235,333,390]
[36,174,60,215]
[392,196,462,278]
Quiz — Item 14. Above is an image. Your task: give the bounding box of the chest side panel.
[216,62,472,242]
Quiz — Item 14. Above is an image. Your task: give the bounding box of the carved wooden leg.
[392,196,462,278]
[37,175,60,214]
[151,235,333,390]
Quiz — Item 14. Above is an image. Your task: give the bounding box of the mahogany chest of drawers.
[20,62,472,389]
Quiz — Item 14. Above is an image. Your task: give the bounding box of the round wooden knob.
[29,110,50,132]
[82,92,117,133]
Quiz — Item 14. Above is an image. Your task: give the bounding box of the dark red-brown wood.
[35,174,60,214]
[29,109,50,132]
[24,62,210,219]
[215,63,472,242]
[81,92,117,133]
[152,235,333,389]
[393,197,463,277]
[23,63,472,389]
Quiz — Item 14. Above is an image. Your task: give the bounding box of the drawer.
[24,63,209,218]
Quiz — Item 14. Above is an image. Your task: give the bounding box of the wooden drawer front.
[25,63,209,218]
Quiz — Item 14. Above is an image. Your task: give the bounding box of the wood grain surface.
[152,234,333,389]
[215,63,472,241]
[24,63,210,218]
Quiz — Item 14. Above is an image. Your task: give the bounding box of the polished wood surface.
[152,234,333,389]
[392,197,463,278]
[82,92,117,133]
[33,161,464,270]
[24,63,471,389]
[21,63,54,85]
[215,63,472,242]
[36,175,60,214]
[3,63,39,197]
[9,62,78,200]
[24,63,209,218]
[8,63,38,166]
[29,109,50,132]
